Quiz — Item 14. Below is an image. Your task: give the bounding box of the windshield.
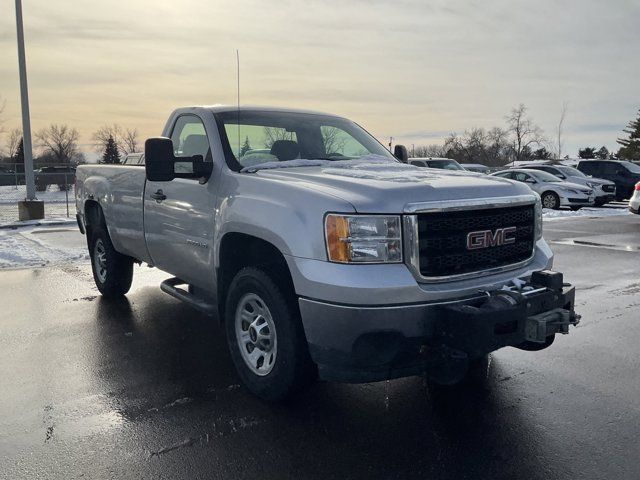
[215,110,396,171]
[428,160,464,170]
[530,170,563,182]
[557,166,586,177]
[621,161,640,173]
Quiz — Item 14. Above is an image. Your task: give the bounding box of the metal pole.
[15,0,36,200]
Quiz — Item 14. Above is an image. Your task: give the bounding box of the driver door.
[143,114,217,290]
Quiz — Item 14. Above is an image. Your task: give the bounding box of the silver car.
[492,168,595,210]
[519,164,616,206]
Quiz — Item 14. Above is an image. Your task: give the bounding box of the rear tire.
[89,225,133,298]
[225,267,316,401]
[541,191,560,210]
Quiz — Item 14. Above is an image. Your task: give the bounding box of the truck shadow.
[90,293,556,480]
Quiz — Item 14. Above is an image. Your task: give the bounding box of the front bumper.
[299,270,579,383]
[559,193,594,207]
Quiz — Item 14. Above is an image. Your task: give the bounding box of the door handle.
[150,189,167,202]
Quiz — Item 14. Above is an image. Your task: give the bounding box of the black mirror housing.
[394,144,409,163]
[145,137,176,182]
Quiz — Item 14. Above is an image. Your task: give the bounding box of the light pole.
[15,0,43,220]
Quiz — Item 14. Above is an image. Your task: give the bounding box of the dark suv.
[577,160,640,201]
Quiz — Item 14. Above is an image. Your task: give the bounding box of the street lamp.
[15,0,43,220]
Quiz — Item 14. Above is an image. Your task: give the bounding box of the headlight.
[325,214,402,263]
[535,196,543,240]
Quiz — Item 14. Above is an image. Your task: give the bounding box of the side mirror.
[525,178,537,184]
[145,137,213,182]
[558,174,566,179]
[145,137,175,182]
[394,144,409,163]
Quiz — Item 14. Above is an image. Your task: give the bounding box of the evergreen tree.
[239,136,252,157]
[101,136,121,164]
[595,146,609,159]
[532,147,551,159]
[578,147,596,159]
[14,138,25,174]
[616,110,640,160]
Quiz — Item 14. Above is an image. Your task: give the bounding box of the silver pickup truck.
[75,106,580,400]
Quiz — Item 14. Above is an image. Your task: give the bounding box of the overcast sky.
[1,0,638,158]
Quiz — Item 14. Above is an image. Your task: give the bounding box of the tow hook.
[524,308,581,343]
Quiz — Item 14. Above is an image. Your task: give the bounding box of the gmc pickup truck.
[75,106,580,401]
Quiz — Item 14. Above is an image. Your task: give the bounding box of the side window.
[579,162,596,175]
[496,172,513,179]
[170,115,212,162]
[601,163,618,175]
[513,172,529,182]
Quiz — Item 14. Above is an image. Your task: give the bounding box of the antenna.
[236,49,240,155]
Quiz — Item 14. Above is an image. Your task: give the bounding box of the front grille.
[416,205,535,278]
[602,184,615,192]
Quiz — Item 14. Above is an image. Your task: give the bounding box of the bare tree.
[413,144,447,158]
[35,124,79,164]
[321,126,347,155]
[506,104,545,164]
[92,124,123,153]
[121,128,139,154]
[6,128,22,159]
[0,96,6,138]
[263,127,294,149]
[556,102,568,159]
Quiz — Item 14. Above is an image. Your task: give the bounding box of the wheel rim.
[235,293,277,376]
[94,239,107,283]
[542,193,557,209]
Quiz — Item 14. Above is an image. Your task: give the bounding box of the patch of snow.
[0,225,88,269]
[543,206,631,221]
[0,185,75,205]
[241,154,395,172]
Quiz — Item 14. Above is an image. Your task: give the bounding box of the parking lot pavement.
[1,215,639,479]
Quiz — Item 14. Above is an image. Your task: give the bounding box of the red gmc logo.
[466,226,517,250]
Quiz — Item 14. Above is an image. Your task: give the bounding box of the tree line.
[412,105,640,165]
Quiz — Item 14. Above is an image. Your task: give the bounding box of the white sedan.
[492,168,595,210]
[629,181,640,214]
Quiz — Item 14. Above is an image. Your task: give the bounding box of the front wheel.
[225,267,316,401]
[541,191,560,210]
[89,226,133,298]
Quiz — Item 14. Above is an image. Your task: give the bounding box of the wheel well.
[84,200,104,244]
[217,233,295,320]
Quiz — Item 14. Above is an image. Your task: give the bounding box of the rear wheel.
[541,191,560,210]
[89,225,133,297]
[225,267,316,401]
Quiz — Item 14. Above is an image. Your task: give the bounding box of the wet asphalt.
[1,214,640,479]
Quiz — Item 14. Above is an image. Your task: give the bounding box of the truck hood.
[246,159,534,213]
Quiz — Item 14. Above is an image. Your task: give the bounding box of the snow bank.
[543,206,631,221]
[0,185,75,205]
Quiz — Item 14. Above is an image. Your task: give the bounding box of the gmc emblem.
[466,226,517,250]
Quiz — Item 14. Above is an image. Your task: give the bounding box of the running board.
[160,277,217,316]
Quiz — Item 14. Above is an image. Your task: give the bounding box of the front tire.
[225,267,315,401]
[89,226,133,298]
[541,191,560,210]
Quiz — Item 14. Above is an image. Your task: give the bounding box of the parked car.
[492,168,594,210]
[629,181,640,214]
[0,165,18,187]
[409,157,466,171]
[576,160,640,201]
[519,163,616,206]
[75,105,580,401]
[461,163,491,174]
[35,165,76,191]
